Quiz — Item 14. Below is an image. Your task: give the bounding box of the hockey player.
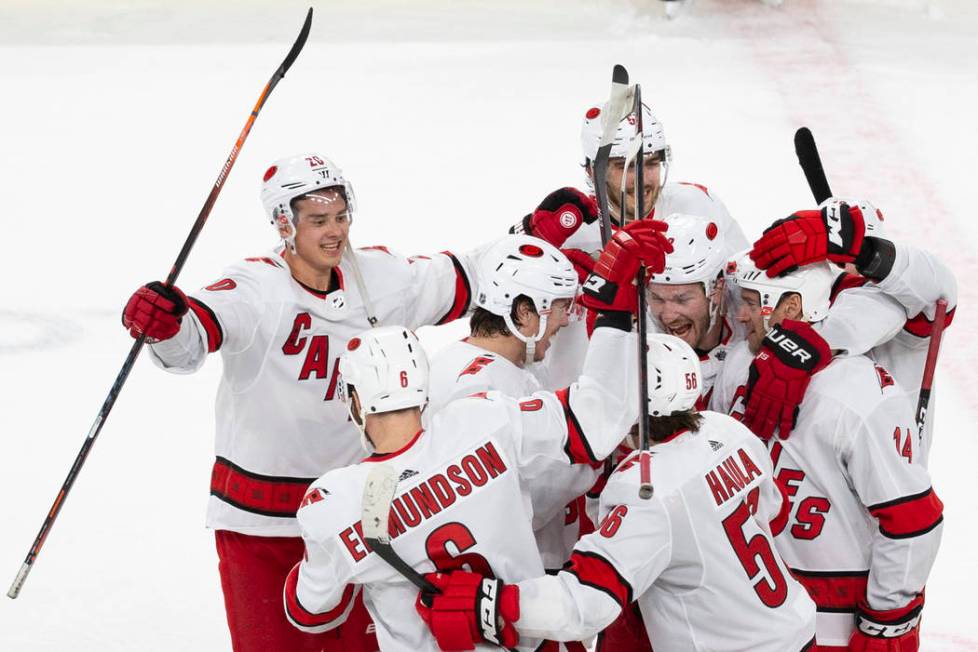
[283,225,669,650]
[647,212,744,411]
[715,254,944,650]
[746,199,957,463]
[415,335,817,652]
[427,234,579,415]
[427,234,593,576]
[120,153,481,652]
[511,101,749,394]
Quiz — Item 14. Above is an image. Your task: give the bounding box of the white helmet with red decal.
[580,101,669,164]
[646,333,702,417]
[338,326,429,448]
[260,153,357,250]
[475,235,579,364]
[729,250,836,330]
[649,213,728,329]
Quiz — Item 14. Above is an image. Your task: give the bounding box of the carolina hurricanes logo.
[458,355,494,379]
[299,487,328,509]
[875,365,895,390]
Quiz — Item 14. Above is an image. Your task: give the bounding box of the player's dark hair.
[469,295,537,338]
[649,410,703,442]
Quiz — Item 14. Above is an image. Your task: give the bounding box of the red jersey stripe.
[868,487,944,539]
[789,568,868,612]
[284,562,356,629]
[188,298,224,352]
[565,550,633,609]
[436,252,472,325]
[556,387,601,467]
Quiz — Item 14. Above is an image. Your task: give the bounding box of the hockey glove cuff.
[849,595,924,652]
[416,570,520,651]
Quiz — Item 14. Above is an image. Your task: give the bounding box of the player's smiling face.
[738,288,800,353]
[518,298,572,362]
[649,282,710,349]
[291,189,350,271]
[604,155,661,223]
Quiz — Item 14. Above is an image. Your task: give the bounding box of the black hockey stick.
[630,84,654,500]
[794,127,833,204]
[594,64,631,246]
[7,8,313,600]
[362,465,439,594]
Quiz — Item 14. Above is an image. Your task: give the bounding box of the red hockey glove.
[562,248,596,284]
[512,187,598,248]
[580,220,672,314]
[742,320,832,441]
[750,201,867,277]
[415,570,520,651]
[848,596,923,652]
[122,281,189,342]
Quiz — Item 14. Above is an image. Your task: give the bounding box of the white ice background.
[1,0,976,649]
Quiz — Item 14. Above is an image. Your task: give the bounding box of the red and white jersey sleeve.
[516,413,815,651]
[146,246,476,537]
[766,356,943,647]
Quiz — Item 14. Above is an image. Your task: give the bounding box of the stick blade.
[362,464,398,543]
[278,7,313,77]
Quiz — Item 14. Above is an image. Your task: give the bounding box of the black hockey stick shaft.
[594,64,629,246]
[7,8,313,601]
[794,127,833,204]
[915,299,949,436]
[630,85,653,500]
[366,539,439,594]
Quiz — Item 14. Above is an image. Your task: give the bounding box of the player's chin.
[319,242,344,266]
[747,331,764,354]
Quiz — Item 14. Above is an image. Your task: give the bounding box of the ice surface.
[1,0,976,649]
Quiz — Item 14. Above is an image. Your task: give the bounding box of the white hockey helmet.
[260,153,357,250]
[646,333,702,417]
[475,235,579,364]
[818,197,888,239]
[580,102,669,164]
[648,213,728,328]
[338,326,429,449]
[728,250,836,329]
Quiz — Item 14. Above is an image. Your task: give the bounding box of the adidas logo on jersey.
[399,469,418,482]
[709,440,723,452]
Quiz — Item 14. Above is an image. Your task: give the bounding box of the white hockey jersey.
[283,327,639,651]
[427,338,602,569]
[817,245,957,466]
[711,351,944,647]
[516,412,816,652]
[147,245,477,536]
[543,181,750,390]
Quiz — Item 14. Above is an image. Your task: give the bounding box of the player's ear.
[784,293,804,320]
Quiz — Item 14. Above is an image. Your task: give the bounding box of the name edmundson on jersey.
[333,441,510,563]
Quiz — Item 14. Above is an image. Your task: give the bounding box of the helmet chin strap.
[502,312,549,367]
[345,391,374,453]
